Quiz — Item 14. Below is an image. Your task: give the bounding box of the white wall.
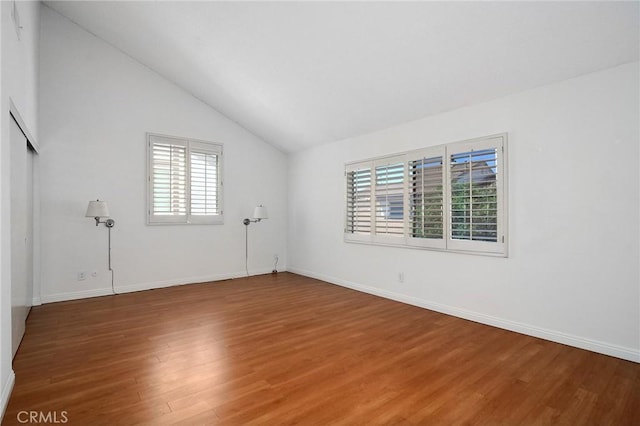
[0,0,40,417]
[38,6,287,302]
[288,62,640,362]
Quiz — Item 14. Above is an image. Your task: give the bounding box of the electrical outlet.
[77,272,86,281]
[398,272,404,283]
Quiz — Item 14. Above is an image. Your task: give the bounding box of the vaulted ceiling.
[45,1,639,153]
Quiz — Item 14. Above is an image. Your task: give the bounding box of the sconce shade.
[253,205,268,220]
[85,200,110,218]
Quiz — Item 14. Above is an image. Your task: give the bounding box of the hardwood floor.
[3,272,639,425]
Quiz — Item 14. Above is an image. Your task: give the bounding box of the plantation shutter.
[149,136,187,223]
[189,141,222,221]
[346,163,373,237]
[344,134,506,256]
[374,158,405,238]
[148,134,224,225]
[450,148,498,241]
[407,148,446,249]
[447,135,505,254]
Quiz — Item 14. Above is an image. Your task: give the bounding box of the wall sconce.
[85,200,115,228]
[243,205,268,225]
[85,199,116,294]
[243,205,268,276]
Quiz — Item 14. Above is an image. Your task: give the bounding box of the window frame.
[344,133,508,257]
[147,133,224,225]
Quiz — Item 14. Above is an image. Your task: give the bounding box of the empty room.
[1,0,639,424]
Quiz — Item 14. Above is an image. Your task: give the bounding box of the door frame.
[8,100,40,310]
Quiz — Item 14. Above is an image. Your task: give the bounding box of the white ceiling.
[45,1,639,153]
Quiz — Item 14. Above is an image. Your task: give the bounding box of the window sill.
[344,235,507,258]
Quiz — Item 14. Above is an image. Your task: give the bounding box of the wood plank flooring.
[3,272,639,425]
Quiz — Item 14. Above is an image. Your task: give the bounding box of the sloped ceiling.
[45,1,639,153]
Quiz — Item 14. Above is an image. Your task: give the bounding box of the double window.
[346,134,507,256]
[147,133,223,225]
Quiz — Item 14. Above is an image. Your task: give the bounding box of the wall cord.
[245,224,250,277]
[108,225,117,294]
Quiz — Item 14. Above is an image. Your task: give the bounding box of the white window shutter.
[189,141,222,223]
[345,162,374,242]
[344,134,507,256]
[373,158,405,240]
[149,136,188,223]
[148,134,223,225]
[407,147,446,249]
[447,135,506,254]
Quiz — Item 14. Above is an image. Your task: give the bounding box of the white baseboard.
[113,268,275,294]
[40,288,113,304]
[0,370,15,423]
[39,268,279,304]
[288,267,640,363]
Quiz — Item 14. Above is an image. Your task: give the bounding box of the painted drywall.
[0,0,40,418]
[38,6,287,302]
[288,62,640,362]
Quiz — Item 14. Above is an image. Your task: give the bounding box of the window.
[147,133,223,225]
[407,147,446,250]
[345,134,507,256]
[374,157,405,240]
[346,165,372,236]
